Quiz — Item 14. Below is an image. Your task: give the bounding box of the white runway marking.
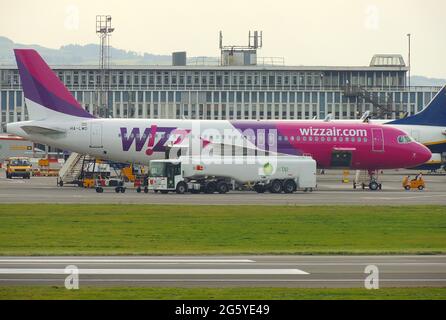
[1,279,444,283]
[0,268,309,275]
[0,259,255,263]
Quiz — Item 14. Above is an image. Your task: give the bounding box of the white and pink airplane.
[6,49,431,189]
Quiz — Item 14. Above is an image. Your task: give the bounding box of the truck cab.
[6,157,32,179]
[148,160,184,193]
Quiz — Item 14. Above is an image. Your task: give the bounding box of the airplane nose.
[411,144,432,166]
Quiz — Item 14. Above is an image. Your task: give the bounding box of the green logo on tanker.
[263,162,274,175]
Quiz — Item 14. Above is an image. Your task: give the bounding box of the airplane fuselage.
[7,118,431,171]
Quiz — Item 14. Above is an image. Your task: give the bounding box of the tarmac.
[1,170,445,290]
[0,255,445,288]
[0,169,445,205]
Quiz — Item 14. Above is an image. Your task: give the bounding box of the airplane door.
[371,128,384,152]
[90,123,103,148]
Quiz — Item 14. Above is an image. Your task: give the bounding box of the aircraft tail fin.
[389,86,446,127]
[14,49,95,121]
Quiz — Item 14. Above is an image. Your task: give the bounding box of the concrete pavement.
[0,255,445,288]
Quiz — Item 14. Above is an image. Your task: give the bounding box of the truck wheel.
[205,182,217,194]
[283,180,296,194]
[254,185,265,193]
[176,182,187,194]
[418,185,424,191]
[58,180,64,187]
[144,187,149,193]
[404,185,410,191]
[217,181,229,194]
[115,187,120,193]
[121,187,126,193]
[136,187,141,193]
[270,180,283,193]
[96,187,103,193]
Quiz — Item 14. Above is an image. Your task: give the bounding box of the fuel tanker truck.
[148,155,317,194]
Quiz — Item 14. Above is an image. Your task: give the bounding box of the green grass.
[0,286,445,300]
[0,204,445,255]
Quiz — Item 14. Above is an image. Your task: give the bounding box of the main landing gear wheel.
[369,181,379,191]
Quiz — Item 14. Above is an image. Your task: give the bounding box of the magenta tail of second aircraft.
[14,49,95,120]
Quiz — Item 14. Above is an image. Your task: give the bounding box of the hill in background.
[0,36,175,65]
[0,36,444,86]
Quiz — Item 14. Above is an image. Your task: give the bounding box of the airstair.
[57,152,93,187]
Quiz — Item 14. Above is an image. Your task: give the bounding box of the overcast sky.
[1,0,445,78]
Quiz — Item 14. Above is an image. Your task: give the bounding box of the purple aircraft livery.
[6,49,431,189]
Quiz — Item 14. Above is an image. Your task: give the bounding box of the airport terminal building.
[0,53,441,132]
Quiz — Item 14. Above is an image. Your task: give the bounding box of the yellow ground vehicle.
[402,175,426,191]
[83,178,95,188]
[5,157,32,179]
[122,166,136,182]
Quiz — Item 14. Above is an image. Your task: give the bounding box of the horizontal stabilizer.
[21,125,66,135]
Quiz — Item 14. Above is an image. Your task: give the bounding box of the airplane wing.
[20,125,66,135]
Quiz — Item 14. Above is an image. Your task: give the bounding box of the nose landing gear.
[353,170,382,191]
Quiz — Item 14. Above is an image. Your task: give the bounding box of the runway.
[1,255,445,288]
[0,170,445,205]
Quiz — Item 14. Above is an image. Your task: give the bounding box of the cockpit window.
[397,135,413,144]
